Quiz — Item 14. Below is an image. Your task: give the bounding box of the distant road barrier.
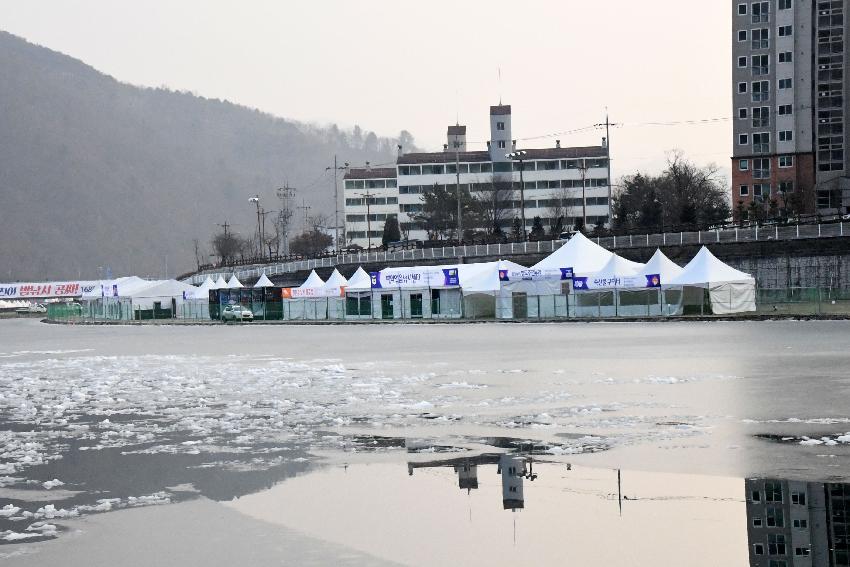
[184,221,848,284]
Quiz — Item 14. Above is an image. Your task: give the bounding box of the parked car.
[221,305,253,322]
[558,231,577,241]
[15,303,47,314]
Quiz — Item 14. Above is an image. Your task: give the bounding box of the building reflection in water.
[746,478,850,566]
[408,453,538,512]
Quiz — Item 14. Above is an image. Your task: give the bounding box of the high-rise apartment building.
[732,0,850,219]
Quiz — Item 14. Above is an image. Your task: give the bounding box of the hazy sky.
[0,0,732,179]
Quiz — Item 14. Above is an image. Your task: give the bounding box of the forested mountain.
[0,31,414,280]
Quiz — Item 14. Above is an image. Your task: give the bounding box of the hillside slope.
[0,31,411,280]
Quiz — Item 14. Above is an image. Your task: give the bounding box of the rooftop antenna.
[455,88,459,126]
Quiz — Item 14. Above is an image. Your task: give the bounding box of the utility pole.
[326,156,347,251]
[297,199,312,229]
[218,221,230,237]
[276,185,296,255]
[456,149,462,241]
[506,150,528,241]
[578,158,589,232]
[259,209,272,260]
[595,111,619,227]
[355,191,376,249]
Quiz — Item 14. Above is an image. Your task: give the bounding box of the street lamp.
[576,158,589,233]
[505,150,528,241]
[249,195,262,258]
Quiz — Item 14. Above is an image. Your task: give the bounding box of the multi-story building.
[732,0,850,219]
[343,103,611,249]
[342,167,398,249]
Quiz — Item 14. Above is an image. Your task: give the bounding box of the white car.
[16,303,47,314]
[221,305,253,322]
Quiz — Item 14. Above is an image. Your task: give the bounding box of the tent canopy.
[299,270,325,289]
[592,254,644,279]
[666,246,754,287]
[227,275,243,289]
[638,250,684,284]
[213,276,228,289]
[346,267,372,292]
[254,274,274,288]
[322,269,348,296]
[532,232,614,274]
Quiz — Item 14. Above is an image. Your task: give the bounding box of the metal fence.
[45,286,850,323]
[186,222,849,285]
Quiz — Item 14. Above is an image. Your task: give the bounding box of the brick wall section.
[731,153,817,220]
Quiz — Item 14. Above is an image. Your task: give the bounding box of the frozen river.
[1,319,849,565]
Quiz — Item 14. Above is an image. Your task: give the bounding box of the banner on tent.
[281,287,345,299]
[573,274,661,290]
[499,267,573,282]
[371,268,460,289]
[0,281,98,299]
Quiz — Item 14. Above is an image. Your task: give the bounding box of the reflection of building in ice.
[745,478,850,567]
[408,453,538,511]
[454,460,478,492]
[498,455,525,511]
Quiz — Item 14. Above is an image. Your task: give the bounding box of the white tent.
[322,269,348,319]
[573,255,645,318]
[254,273,274,288]
[637,249,684,283]
[227,275,243,289]
[128,280,199,310]
[344,267,374,319]
[193,276,214,299]
[665,246,756,314]
[81,276,149,300]
[283,270,326,320]
[532,232,614,275]
[299,270,325,290]
[346,267,372,292]
[213,276,228,289]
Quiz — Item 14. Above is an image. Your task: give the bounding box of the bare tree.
[192,238,203,270]
[475,176,514,235]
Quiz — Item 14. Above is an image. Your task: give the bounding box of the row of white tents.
[270,233,756,320]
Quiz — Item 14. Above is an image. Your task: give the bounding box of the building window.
[795,547,810,557]
[752,514,761,526]
[739,82,748,94]
[739,107,749,119]
[778,104,793,115]
[754,158,771,178]
[778,0,790,9]
[778,25,792,37]
[778,180,794,194]
[739,29,748,42]
[753,132,770,153]
[738,56,748,68]
[778,78,792,89]
[779,51,793,63]
[740,185,750,197]
[768,533,787,555]
[752,2,769,23]
[739,133,750,145]
[752,28,769,49]
[753,80,770,102]
[793,518,808,528]
[752,54,769,75]
[738,3,747,15]
[791,492,806,505]
[739,159,749,171]
[497,140,506,148]
[753,106,771,127]
[496,121,505,131]
[766,507,785,528]
[754,544,764,555]
[779,130,793,142]
[765,482,783,502]
[751,490,761,503]
[779,155,794,167]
